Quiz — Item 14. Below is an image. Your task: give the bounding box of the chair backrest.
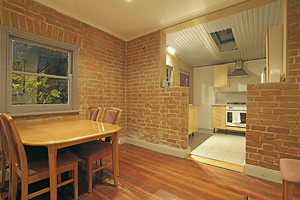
[86,107,101,121]
[100,107,122,126]
[0,114,28,175]
[0,117,10,159]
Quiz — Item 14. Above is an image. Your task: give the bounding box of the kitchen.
[165,0,283,167]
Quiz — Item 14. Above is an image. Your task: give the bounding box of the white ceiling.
[166,0,282,67]
[34,0,246,41]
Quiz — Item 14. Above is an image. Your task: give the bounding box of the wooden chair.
[0,116,11,198]
[72,107,122,193]
[280,158,300,200]
[101,107,122,142]
[0,114,81,200]
[86,107,102,121]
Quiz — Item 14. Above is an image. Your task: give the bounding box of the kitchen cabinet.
[266,24,283,82]
[211,105,246,132]
[189,105,198,135]
[214,64,228,87]
[211,105,226,131]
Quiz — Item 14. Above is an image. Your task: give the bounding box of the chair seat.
[280,159,300,183]
[71,140,111,160]
[28,150,81,176]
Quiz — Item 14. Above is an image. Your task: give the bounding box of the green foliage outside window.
[12,41,68,105]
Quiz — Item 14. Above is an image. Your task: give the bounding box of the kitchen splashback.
[216,92,247,105]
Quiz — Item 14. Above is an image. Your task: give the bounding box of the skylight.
[210,28,237,52]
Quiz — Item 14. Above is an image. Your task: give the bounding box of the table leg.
[116,133,119,177]
[48,145,57,200]
[112,132,119,186]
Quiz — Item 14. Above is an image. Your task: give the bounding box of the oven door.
[226,110,233,126]
[226,110,246,128]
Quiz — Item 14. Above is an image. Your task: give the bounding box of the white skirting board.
[119,136,191,158]
[244,164,282,183]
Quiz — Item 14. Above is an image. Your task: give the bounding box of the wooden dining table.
[16,119,121,200]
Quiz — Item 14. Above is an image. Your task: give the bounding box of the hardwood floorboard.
[1,144,300,200]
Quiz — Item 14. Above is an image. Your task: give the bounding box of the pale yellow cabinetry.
[189,105,198,135]
[211,105,246,132]
[211,105,226,131]
[266,25,283,83]
[214,64,228,88]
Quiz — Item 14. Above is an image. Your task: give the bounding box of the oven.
[226,105,246,128]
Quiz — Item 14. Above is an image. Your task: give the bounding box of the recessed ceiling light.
[167,46,175,55]
[126,0,132,2]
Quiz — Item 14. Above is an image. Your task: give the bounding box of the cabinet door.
[266,25,283,83]
[188,106,194,134]
[211,106,226,129]
[193,106,198,133]
[214,64,228,88]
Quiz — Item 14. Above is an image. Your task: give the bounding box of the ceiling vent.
[229,60,249,78]
[210,28,238,52]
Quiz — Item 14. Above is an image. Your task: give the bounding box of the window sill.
[9,110,80,117]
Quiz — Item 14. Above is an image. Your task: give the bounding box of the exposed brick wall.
[0,0,189,148]
[246,83,300,170]
[246,0,300,170]
[0,0,126,135]
[126,32,189,149]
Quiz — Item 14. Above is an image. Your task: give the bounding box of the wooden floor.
[2,144,300,200]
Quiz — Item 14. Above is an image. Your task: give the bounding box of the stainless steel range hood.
[229,60,249,77]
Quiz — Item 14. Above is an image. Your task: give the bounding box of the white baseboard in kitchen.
[119,136,190,158]
[244,163,282,183]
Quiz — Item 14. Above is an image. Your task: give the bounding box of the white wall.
[216,59,265,103]
[193,66,215,129]
[193,59,265,129]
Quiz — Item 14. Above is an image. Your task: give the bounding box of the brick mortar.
[246,0,300,170]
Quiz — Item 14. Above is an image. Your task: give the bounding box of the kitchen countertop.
[189,104,199,107]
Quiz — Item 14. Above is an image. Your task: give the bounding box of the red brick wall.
[126,32,189,149]
[246,0,300,170]
[0,0,189,148]
[0,0,126,135]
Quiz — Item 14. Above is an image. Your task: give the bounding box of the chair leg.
[8,165,11,200]
[87,159,93,194]
[99,159,103,176]
[11,169,18,200]
[1,155,6,189]
[283,180,286,200]
[73,163,78,200]
[283,180,294,200]
[58,174,62,184]
[21,178,28,200]
[117,149,119,177]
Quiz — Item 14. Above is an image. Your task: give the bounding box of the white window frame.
[0,26,78,115]
[166,65,173,87]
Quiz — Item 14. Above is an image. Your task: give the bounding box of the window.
[166,66,173,87]
[0,26,78,114]
[180,71,191,104]
[210,28,237,52]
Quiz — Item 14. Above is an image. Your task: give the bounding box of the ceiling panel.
[34,0,245,41]
[166,0,282,67]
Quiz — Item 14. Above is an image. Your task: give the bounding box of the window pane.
[12,40,68,76]
[12,74,69,105]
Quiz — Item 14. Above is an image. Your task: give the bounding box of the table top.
[17,119,121,146]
